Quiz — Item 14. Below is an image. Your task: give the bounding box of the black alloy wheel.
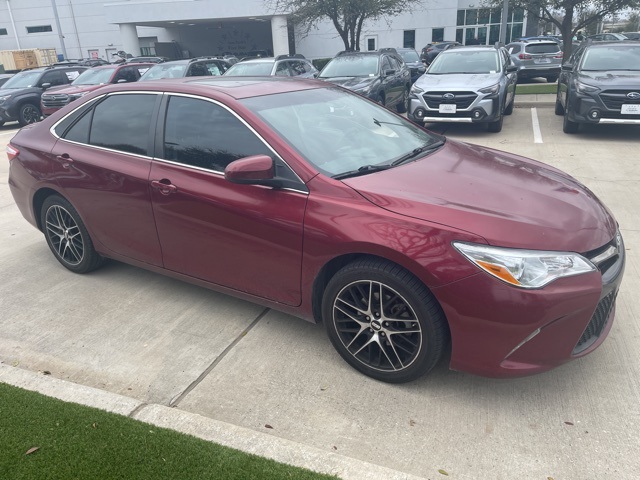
[40,195,106,273]
[396,88,410,113]
[322,258,448,383]
[18,103,42,127]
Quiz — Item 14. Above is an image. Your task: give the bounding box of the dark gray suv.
[0,65,87,126]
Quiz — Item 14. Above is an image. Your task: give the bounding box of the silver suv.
[506,40,563,82]
[408,46,518,132]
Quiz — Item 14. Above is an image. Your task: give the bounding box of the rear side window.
[89,94,157,156]
[507,44,521,54]
[525,44,560,54]
[162,95,273,171]
[63,110,93,144]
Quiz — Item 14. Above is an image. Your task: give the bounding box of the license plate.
[533,58,551,64]
[439,104,456,114]
[621,104,640,114]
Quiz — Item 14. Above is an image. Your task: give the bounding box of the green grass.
[0,382,338,480]
[515,83,557,95]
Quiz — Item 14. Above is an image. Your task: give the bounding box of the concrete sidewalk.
[514,93,556,108]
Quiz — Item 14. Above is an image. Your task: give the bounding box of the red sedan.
[7,77,625,382]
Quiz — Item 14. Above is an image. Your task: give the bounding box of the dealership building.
[0,0,534,62]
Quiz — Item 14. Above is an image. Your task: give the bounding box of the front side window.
[41,71,68,87]
[162,95,275,172]
[89,94,157,156]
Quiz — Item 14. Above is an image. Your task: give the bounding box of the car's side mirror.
[561,63,573,71]
[225,155,280,187]
[40,83,52,90]
[384,69,396,76]
[506,65,518,73]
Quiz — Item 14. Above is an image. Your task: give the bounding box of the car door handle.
[150,179,178,195]
[55,154,74,168]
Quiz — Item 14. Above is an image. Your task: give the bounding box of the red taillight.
[554,53,564,58]
[518,53,532,60]
[427,48,434,52]
[6,144,19,161]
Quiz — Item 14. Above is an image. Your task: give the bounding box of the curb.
[0,364,426,480]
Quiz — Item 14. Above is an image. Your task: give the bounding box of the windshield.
[320,56,379,78]
[72,68,116,85]
[2,71,42,89]
[399,50,420,62]
[580,46,640,71]
[241,87,440,178]
[139,63,187,81]
[428,50,500,74]
[224,62,274,76]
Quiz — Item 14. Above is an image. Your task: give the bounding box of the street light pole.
[499,0,509,45]
[50,0,68,59]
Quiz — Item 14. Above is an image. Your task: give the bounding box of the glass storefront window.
[456,28,464,44]
[432,28,444,43]
[457,10,465,26]
[490,8,502,24]
[513,8,524,23]
[478,27,488,45]
[478,9,490,25]
[489,24,500,44]
[466,10,478,25]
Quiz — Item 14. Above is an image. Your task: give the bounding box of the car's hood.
[416,73,502,90]
[343,140,617,252]
[0,87,37,97]
[578,71,640,88]
[43,84,103,95]
[321,76,376,89]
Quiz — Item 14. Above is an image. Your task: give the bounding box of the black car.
[556,41,640,133]
[389,47,426,83]
[420,42,461,65]
[0,65,87,126]
[318,50,411,113]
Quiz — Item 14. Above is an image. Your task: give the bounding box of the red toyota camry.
[7,77,625,383]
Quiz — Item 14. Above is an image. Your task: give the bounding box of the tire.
[0,121,4,127]
[504,96,514,115]
[546,75,558,83]
[555,99,564,115]
[18,103,42,127]
[563,102,579,133]
[487,112,504,132]
[322,258,448,383]
[40,195,106,274]
[396,88,409,113]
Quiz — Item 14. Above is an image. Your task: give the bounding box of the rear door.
[51,92,164,266]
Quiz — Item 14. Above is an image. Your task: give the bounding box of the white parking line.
[531,107,543,144]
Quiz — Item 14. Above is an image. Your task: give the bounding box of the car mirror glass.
[41,82,52,90]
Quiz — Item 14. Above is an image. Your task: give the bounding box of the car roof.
[92,76,325,100]
[445,46,501,53]
[584,40,640,48]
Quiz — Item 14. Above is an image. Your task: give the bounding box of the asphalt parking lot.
[1,104,639,480]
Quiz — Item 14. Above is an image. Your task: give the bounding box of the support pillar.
[271,15,289,56]
[119,24,141,57]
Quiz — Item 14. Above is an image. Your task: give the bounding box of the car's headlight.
[410,84,424,95]
[575,81,599,95]
[0,95,10,105]
[453,242,596,288]
[479,83,500,95]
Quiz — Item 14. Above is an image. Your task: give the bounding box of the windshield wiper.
[332,164,393,180]
[391,140,445,166]
[373,117,407,127]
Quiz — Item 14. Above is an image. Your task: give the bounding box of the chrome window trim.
[49,91,160,160]
[157,91,308,192]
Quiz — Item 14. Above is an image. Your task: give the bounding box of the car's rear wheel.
[0,121,4,127]
[18,103,42,127]
[40,195,106,273]
[396,88,410,113]
[546,75,558,83]
[322,258,448,383]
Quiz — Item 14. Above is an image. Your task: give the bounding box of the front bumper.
[567,90,640,125]
[433,234,625,378]
[408,90,501,124]
[0,105,17,122]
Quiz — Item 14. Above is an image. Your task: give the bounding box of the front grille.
[423,91,477,109]
[599,90,640,110]
[573,290,616,354]
[41,94,70,108]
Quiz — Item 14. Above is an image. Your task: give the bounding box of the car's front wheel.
[18,103,42,127]
[563,101,579,133]
[322,258,448,383]
[396,88,409,113]
[40,195,106,273]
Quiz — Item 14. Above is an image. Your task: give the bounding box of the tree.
[269,0,423,52]
[624,11,640,32]
[483,0,640,60]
